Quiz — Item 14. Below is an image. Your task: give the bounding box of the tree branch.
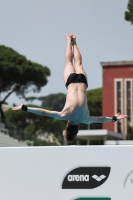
[0,85,20,104]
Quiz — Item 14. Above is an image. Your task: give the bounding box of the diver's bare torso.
[60,83,89,124]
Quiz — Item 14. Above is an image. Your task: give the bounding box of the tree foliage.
[38,93,66,111]
[86,88,102,129]
[24,96,37,103]
[0,45,50,122]
[125,0,133,24]
[5,106,65,145]
[126,125,133,140]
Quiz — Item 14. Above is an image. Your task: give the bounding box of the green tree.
[125,0,133,24]
[24,96,37,103]
[0,45,50,122]
[5,106,65,144]
[126,125,133,140]
[38,93,66,111]
[86,88,102,129]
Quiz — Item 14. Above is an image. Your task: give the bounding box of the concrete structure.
[0,122,9,134]
[0,131,27,147]
[105,140,133,145]
[0,123,27,147]
[101,61,133,136]
[76,129,125,145]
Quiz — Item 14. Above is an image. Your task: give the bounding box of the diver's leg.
[63,34,75,84]
[72,34,87,79]
[71,34,82,65]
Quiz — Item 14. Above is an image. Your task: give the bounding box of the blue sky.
[0,0,133,106]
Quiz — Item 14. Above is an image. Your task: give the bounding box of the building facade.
[101,61,133,136]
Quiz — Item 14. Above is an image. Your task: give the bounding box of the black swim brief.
[65,73,88,88]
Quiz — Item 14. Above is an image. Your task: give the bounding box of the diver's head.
[63,121,79,143]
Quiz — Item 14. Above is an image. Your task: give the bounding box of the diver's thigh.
[63,64,75,84]
[74,64,88,84]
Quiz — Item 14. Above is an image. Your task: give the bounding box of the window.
[124,79,132,135]
[117,82,121,113]
[116,82,122,133]
[115,80,122,133]
[126,81,131,123]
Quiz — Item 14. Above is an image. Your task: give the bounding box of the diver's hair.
[63,124,79,143]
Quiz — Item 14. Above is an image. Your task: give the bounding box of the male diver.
[12,34,128,143]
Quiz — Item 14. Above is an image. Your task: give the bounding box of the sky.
[0,0,133,106]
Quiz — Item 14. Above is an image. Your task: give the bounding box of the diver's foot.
[65,34,72,42]
[71,34,76,45]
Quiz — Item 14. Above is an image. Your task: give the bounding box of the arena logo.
[68,174,89,182]
[62,167,111,189]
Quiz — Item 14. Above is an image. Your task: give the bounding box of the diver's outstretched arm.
[88,112,128,124]
[12,101,61,120]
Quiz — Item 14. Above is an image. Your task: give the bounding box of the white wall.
[105,140,133,145]
[0,146,132,200]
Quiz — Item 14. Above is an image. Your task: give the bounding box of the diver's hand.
[12,101,23,111]
[114,112,128,120]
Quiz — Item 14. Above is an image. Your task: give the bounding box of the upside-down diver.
[12,34,128,143]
